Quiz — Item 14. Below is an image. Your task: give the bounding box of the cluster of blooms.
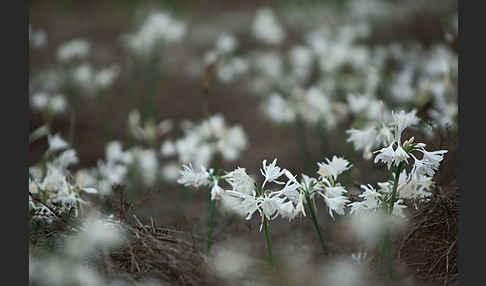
[29,214,127,286]
[349,110,448,217]
[69,63,121,94]
[76,140,159,195]
[30,92,68,116]
[178,155,353,229]
[55,38,121,95]
[29,37,122,120]
[56,38,91,62]
[29,134,97,224]
[251,7,286,45]
[160,114,248,181]
[123,11,186,55]
[194,6,457,137]
[203,33,249,84]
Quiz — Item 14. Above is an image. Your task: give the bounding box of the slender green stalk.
[263,216,274,267]
[379,161,404,278]
[207,190,216,252]
[388,162,404,215]
[305,194,327,254]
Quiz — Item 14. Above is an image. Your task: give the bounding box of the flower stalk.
[263,216,274,267]
[379,161,404,278]
[207,189,216,252]
[305,193,327,254]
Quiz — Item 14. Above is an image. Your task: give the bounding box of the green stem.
[207,190,216,252]
[379,161,404,278]
[305,194,327,254]
[263,216,274,267]
[388,162,404,215]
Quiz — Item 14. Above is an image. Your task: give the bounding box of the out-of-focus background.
[29,0,458,285]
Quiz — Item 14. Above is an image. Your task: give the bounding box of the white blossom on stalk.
[223,168,255,195]
[260,159,286,188]
[177,164,211,188]
[317,156,352,180]
[57,38,90,62]
[390,109,420,143]
[124,11,186,54]
[251,7,285,45]
[373,142,409,170]
[47,133,69,154]
[346,126,378,159]
[410,149,448,177]
[210,179,225,200]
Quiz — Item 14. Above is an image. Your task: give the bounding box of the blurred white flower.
[177,164,211,188]
[57,38,91,62]
[124,11,186,54]
[252,7,285,45]
[317,156,352,181]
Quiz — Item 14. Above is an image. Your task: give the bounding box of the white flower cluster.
[30,214,126,286]
[161,114,248,175]
[178,156,353,229]
[86,141,160,195]
[203,32,249,84]
[349,109,448,217]
[264,86,347,129]
[196,9,457,136]
[251,7,286,45]
[57,38,91,62]
[124,11,186,55]
[30,92,68,115]
[29,134,96,223]
[70,63,121,94]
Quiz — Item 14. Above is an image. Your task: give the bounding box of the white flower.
[223,168,255,195]
[30,92,49,110]
[410,149,448,177]
[161,162,183,182]
[392,199,407,217]
[226,191,260,220]
[252,7,285,45]
[53,149,79,169]
[124,12,186,54]
[30,28,47,48]
[261,196,283,220]
[373,142,409,170]
[57,38,90,62]
[105,141,133,164]
[161,140,176,156]
[323,195,350,219]
[351,252,369,264]
[317,156,352,180]
[177,164,211,188]
[131,148,158,186]
[215,33,238,54]
[346,127,377,159]
[210,180,225,201]
[278,200,296,221]
[94,65,120,89]
[47,133,69,154]
[260,159,286,188]
[295,192,307,217]
[49,95,67,113]
[391,109,420,142]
